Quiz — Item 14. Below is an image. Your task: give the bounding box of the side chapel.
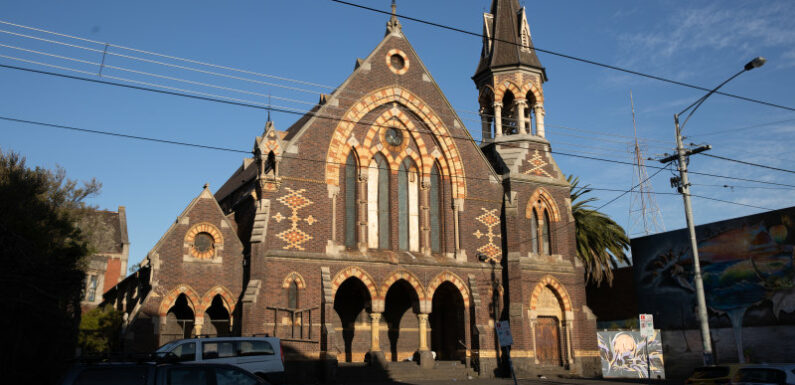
[104,0,601,378]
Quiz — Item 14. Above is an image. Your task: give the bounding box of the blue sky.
[1,0,793,270]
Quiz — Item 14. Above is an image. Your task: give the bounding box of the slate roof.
[474,0,545,79]
[78,207,128,255]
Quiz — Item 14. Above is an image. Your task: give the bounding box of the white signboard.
[639,314,654,338]
[496,321,513,347]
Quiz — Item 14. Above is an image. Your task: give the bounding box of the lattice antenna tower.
[628,91,665,235]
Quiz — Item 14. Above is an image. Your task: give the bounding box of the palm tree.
[568,175,630,286]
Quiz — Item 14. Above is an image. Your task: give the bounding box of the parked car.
[59,362,267,385]
[154,336,285,383]
[686,364,745,385]
[732,364,795,385]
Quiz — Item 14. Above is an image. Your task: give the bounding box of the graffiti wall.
[597,330,665,379]
[631,206,795,363]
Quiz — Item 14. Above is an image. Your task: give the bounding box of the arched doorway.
[164,294,194,342]
[533,285,566,366]
[430,281,465,361]
[204,295,231,337]
[333,277,372,362]
[383,279,420,362]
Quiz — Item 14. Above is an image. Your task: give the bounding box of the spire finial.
[386,0,402,35]
[267,93,272,123]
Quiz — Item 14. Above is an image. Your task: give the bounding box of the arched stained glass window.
[430,163,441,253]
[376,154,390,249]
[344,151,357,248]
[398,158,419,252]
[531,208,539,254]
[542,210,551,255]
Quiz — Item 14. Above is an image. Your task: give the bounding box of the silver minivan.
[155,337,285,383]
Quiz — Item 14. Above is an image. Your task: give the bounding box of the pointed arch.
[325,86,466,199]
[526,187,561,222]
[494,80,523,103]
[159,285,201,317]
[200,286,236,314]
[331,266,378,300]
[380,270,426,301]
[520,81,544,106]
[427,271,470,307]
[281,271,307,289]
[529,275,572,312]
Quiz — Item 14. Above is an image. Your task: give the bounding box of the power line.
[701,153,795,174]
[0,19,719,147]
[690,183,795,191]
[690,118,795,137]
[329,0,795,113]
[4,61,794,191]
[689,194,773,211]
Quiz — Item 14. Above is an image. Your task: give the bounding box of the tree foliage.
[79,306,123,355]
[568,175,630,286]
[0,149,101,385]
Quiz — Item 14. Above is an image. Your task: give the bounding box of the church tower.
[475,0,549,176]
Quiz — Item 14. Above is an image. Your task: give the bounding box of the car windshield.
[155,341,179,353]
[692,367,730,379]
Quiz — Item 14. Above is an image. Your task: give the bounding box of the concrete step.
[386,361,473,381]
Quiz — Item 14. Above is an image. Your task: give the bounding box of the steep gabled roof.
[474,0,545,79]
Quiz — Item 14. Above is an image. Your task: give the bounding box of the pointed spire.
[474,0,545,80]
[385,0,402,36]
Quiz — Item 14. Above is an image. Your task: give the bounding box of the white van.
[155,337,285,383]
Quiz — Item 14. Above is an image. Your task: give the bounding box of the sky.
[1,0,794,271]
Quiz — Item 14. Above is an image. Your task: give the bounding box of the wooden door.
[535,316,561,366]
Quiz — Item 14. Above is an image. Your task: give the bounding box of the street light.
[662,56,765,366]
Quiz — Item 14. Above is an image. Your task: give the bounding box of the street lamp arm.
[678,69,745,130]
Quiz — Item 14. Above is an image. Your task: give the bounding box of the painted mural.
[631,206,795,360]
[597,330,665,379]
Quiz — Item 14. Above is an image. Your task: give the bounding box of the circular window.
[385,127,403,146]
[390,54,405,70]
[385,49,409,75]
[194,232,214,253]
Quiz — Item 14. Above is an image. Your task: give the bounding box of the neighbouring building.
[594,205,795,378]
[104,1,601,379]
[80,206,129,311]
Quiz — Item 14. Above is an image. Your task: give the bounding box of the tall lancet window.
[531,208,539,254]
[368,154,390,249]
[429,163,442,253]
[344,151,357,248]
[398,158,419,252]
[542,210,551,255]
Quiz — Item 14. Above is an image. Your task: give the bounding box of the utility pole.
[658,56,766,366]
[659,125,712,364]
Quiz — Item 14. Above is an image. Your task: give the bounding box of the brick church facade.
[104,0,600,378]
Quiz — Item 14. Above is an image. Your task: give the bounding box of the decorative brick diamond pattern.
[474,208,501,262]
[274,188,315,250]
[524,150,553,177]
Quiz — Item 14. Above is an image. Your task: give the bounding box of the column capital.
[515,98,528,107]
[493,101,503,109]
[369,312,382,321]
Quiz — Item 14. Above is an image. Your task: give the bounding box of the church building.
[104,0,601,378]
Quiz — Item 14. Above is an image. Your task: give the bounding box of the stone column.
[516,99,528,134]
[193,315,204,336]
[417,313,434,368]
[534,105,545,138]
[420,177,431,256]
[564,319,574,365]
[370,312,382,351]
[493,102,503,137]
[530,318,539,364]
[479,107,492,141]
[357,172,369,253]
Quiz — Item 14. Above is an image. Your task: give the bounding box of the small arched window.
[287,280,299,309]
[542,210,551,255]
[530,208,539,254]
[344,151,357,248]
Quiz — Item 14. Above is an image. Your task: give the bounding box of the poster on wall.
[597,330,665,379]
